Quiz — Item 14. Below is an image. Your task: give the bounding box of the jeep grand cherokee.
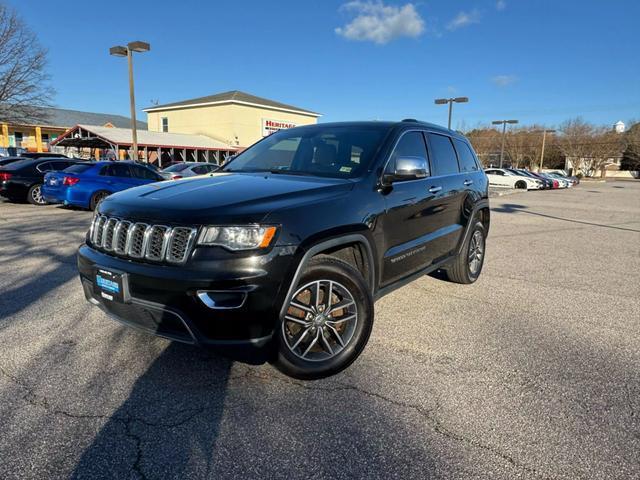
[78,120,490,379]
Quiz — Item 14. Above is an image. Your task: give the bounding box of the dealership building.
[144,90,320,149]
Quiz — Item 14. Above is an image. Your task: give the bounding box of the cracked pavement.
[1,181,639,479]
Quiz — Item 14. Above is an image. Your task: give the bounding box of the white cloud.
[446,9,481,30]
[446,85,457,94]
[496,0,507,11]
[492,74,517,87]
[335,1,425,45]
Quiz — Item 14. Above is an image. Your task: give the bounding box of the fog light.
[196,290,247,309]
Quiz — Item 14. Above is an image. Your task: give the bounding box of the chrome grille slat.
[126,223,149,258]
[166,227,198,264]
[89,215,196,264]
[102,218,119,251]
[145,225,171,261]
[92,215,107,246]
[114,221,132,254]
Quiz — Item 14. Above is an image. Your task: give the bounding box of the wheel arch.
[278,233,376,320]
[455,200,490,256]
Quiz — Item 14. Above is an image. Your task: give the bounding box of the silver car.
[161,162,218,180]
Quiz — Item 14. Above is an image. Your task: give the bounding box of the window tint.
[486,169,504,176]
[224,126,387,179]
[191,165,210,175]
[163,163,190,173]
[101,163,132,177]
[131,165,158,180]
[64,163,93,174]
[453,139,479,173]
[427,134,459,176]
[36,162,53,173]
[51,161,73,171]
[386,131,429,176]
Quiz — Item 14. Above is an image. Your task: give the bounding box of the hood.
[98,172,354,225]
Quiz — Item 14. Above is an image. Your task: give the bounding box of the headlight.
[197,225,277,251]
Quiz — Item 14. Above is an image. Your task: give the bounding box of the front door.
[379,131,449,286]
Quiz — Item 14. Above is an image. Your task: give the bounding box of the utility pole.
[110,41,151,161]
[533,129,556,172]
[435,97,469,129]
[492,119,519,168]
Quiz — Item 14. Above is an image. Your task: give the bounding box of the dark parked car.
[78,120,490,379]
[19,152,70,159]
[0,157,24,168]
[0,157,79,204]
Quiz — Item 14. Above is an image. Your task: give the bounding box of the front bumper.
[78,243,298,349]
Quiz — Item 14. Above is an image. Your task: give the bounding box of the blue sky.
[11,0,640,129]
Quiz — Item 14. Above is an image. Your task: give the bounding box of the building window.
[42,133,50,149]
[161,117,168,132]
[14,132,23,148]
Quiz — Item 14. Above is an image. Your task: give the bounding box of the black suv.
[78,121,489,379]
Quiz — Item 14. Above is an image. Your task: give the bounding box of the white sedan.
[484,168,543,190]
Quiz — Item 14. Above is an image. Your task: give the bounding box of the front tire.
[274,256,374,380]
[515,180,527,190]
[27,184,47,205]
[444,221,486,284]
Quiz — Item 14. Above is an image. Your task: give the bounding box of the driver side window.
[385,131,430,178]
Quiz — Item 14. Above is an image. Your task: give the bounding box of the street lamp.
[110,41,150,161]
[434,97,469,129]
[492,119,519,168]
[532,129,556,172]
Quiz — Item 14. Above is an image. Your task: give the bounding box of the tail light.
[63,176,80,186]
[0,172,11,181]
[172,175,183,179]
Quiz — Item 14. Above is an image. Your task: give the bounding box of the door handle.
[463,179,474,186]
[428,186,442,193]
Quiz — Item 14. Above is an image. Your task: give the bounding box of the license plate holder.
[94,267,130,303]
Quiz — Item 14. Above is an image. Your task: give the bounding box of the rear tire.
[27,184,47,205]
[90,190,110,211]
[444,221,486,284]
[274,256,374,380]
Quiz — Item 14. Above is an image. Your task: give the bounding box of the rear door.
[379,131,444,285]
[100,163,136,192]
[423,132,466,258]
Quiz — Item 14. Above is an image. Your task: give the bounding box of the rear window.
[164,163,190,172]
[64,163,94,174]
[427,133,459,176]
[2,159,35,171]
[453,139,479,173]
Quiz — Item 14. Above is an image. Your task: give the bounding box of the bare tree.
[621,121,640,171]
[465,125,501,166]
[0,3,53,124]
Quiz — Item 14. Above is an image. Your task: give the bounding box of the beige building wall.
[147,104,318,149]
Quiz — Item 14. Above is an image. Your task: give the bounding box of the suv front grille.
[89,215,197,264]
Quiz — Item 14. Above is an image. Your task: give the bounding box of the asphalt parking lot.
[1,181,639,480]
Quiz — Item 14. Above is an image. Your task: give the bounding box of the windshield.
[164,163,191,172]
[222,125,389,179]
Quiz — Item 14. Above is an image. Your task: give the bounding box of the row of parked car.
[484,167,579,190]
[0,154,219,209]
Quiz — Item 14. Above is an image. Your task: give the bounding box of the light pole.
[532,129,556,172]
[110,41,150,161]
[492,119,519,168]
[435,97,469,129]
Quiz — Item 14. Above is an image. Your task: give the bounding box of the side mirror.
[383,156,428,184]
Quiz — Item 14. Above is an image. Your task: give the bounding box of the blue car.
[42,161,164,210]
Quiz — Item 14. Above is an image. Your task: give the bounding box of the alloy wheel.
[32,185,45,205]
[282,279,358,362]
[468,230,484,275]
